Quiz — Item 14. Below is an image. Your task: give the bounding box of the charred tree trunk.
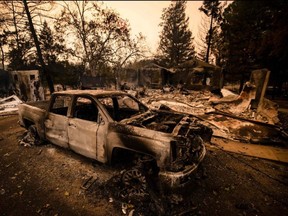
[202,15,213,85]
[11,1,20,52]
[23,0,54,94]
[205,15,213,64]
[239,72,245,94]
[0,44,4,70]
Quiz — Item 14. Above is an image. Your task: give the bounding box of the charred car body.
[18,90,212,188]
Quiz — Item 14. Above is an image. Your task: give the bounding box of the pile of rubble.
[137,82,287,145]
[0,95,22,116]
[141,89,213,116]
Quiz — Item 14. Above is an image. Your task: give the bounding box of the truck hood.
[121,110,212,141]
[121,110,184,134]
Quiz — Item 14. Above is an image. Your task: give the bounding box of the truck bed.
[26,100,50,110]
[18,101,50,139]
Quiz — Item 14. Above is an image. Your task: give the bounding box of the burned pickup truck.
[18,90,212,188]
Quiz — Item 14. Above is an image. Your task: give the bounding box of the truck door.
[68,96,107,162]
[44,95,71,148]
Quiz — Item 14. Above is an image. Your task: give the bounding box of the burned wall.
[121,68,162,89]
[10,70,44,102]
[249,69,270,109]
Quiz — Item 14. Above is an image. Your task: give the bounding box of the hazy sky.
[104,1,205,54]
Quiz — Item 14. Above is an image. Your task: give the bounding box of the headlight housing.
[169,135,204,172]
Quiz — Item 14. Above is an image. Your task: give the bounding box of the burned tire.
[20,125,42,146]
[28,125,38,137]
[29,125,43,145]
[121,168,148,197]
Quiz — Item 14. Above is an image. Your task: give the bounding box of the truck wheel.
[28,125,37,135]
[121,168,148,198]
[23,125,41,146]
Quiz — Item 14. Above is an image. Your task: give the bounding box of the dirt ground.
[0,115,288,216]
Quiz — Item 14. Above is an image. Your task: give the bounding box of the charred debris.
[138,69,288,146]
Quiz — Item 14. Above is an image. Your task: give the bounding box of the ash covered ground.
[0,115,287,216]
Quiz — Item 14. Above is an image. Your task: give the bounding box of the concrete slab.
[210,137,288,163]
